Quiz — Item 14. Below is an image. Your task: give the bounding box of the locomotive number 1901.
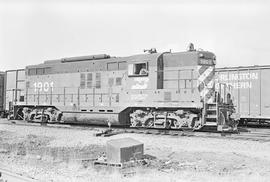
[33,82,54,92]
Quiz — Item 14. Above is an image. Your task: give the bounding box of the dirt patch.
[0,130,107,181]
[44,145,105,162]
[0,133,51,156]
[1,122,270,182]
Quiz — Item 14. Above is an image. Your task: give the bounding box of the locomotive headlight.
[199,53,204,58]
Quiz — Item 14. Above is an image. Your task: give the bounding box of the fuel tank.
[61,111,122,126]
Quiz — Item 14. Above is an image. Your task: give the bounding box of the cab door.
[157,56,164,89]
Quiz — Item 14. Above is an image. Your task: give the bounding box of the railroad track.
[1,119,270,142]
[0,167,37,182]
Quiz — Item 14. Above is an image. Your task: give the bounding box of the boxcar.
[4,69,25,118]
[216,65,270,124]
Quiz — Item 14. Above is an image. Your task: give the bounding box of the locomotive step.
[206,115,217,119]
[206,109,217,112]
[207,102,217,105]
[207,106,217,110]
[204,122,217,126]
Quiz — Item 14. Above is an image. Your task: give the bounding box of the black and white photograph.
[0,0,270,181]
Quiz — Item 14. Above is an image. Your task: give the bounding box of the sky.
[1,0,270,70]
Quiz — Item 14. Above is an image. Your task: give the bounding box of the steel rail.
[0,167,37,182]
[1,120,270,142]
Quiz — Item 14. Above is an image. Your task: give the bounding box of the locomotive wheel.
[188,117,196,128]
[0,112,4,118]
[144,118,154,128]
[164,119,173,129]
[30,113,49,123]
[130,119,141,127]
[172,118,185,129]
[39,115,49,125]
[17,113,24,120]
[173,120,181,129]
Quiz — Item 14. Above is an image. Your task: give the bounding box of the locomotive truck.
[2,46,238,131]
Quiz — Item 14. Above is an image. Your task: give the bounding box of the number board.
[198,59,214,65]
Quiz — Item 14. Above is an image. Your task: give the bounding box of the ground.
[0,119,270,182]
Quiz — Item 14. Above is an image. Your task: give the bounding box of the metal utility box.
[106,138,143,164]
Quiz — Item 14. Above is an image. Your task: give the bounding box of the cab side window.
[128,62,148,76]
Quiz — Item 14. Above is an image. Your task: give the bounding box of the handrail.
[215,82,234,104]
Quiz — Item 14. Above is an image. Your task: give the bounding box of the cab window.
[128,62,148,76]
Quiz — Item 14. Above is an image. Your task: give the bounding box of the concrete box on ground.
[106,137,143,164]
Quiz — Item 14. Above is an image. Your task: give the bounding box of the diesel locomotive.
[6,45,239,131]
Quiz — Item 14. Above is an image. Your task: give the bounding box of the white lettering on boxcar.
[231,82,252,89]
[33,82,54,92]
[218,73,258,81]
[217,72,258,89]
